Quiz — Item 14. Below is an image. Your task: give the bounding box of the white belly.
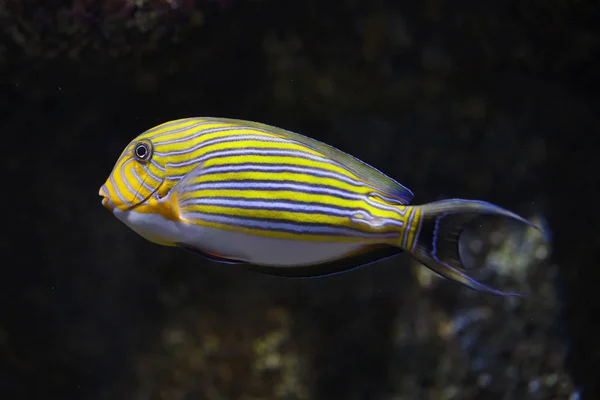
[114,209,369,266]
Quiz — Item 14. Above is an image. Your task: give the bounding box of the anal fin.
[176,242,403,279]
[176,243,249,265]
[246,245,403,278]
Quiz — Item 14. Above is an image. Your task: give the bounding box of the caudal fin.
[409,199,548,296]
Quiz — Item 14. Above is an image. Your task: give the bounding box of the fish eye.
[133,140,153,162]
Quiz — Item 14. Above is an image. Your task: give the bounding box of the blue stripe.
[185,211,400,238]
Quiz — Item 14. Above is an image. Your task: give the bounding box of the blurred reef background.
[1,0,598,399]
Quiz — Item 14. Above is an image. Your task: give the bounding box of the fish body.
[100,117,545,295]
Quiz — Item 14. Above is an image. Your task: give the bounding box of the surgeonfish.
[99,117,545,296]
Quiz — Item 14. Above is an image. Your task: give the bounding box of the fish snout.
[99,185,113,211]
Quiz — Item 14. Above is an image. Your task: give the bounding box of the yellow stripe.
[139,119,214,139]
[203,155,362,180]
[188,171,365,195]
[181,204,354,226]
[163,139,326,167]
[177,216,392,243]
[151,126,279,148]
[184,186,403,219]
[403,206,422,251]
[177,189,411,230]
[180,188,361,205]
[143,122,240,144]
[113,163,136,205]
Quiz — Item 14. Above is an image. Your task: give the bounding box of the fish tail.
[405,198,547,296]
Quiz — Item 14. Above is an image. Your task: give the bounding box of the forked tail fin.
[408,199,548,296]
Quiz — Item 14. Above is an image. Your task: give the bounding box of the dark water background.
[1,1,598,399]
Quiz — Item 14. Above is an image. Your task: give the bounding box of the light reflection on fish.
[99,117,546,296]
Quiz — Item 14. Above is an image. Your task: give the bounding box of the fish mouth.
[99,186,114,211]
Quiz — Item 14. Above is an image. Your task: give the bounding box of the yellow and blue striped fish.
[99,117,545,296]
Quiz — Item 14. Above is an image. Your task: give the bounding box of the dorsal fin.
[195,117,415,205]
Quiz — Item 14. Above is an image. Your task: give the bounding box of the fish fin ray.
[409,199,547,297]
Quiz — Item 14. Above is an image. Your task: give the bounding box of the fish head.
[99,135,168,212]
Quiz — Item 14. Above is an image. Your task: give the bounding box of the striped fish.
[99,117,546,296]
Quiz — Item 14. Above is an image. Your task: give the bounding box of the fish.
[99,117,547,296]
